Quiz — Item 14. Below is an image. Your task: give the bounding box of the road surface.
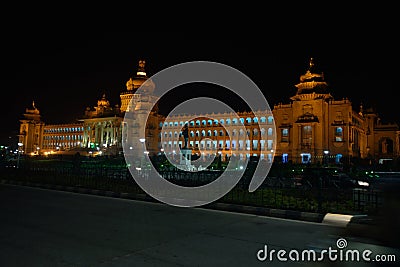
[0,184,398,266]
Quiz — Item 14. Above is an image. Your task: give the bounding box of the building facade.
[18,58,400,166]
[272,58,400,165]
[18,101,45,155]
[159,111,275,163]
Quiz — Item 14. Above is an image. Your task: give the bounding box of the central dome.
[126,60,148,91]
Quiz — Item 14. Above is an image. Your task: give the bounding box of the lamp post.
[323,150,329,166]
[139,138,146,172]
[17,142,23,168]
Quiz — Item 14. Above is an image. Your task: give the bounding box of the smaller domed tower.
[18,101,45,154]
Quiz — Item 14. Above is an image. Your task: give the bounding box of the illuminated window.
[282,153,288,163]
[335,127,343,142]
[281,128,289,142]
[302,125,312,146]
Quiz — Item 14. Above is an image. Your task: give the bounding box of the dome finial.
[137,59,146,76]
[309,57,314,70]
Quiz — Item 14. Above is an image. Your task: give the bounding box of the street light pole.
[17,142,23,168]
[139,138,146,173]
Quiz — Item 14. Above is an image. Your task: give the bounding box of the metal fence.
[0,156,384,215]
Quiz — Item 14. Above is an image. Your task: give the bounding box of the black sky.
[1,29,398,146]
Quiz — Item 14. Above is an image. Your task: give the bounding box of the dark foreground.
[0,184,398,266]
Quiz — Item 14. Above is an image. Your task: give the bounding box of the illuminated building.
[273,58,400,164]
[17,58,399,165]
[42,124,84,153]
[159,111,275,163]
[18,101,44,155]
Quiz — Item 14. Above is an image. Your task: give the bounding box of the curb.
[205,202,325,222]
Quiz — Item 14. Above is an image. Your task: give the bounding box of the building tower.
[120,60,149,113]
[18,101,45,155]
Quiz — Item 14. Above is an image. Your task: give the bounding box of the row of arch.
[162,128,274,138]
[161,116,274,128]
[44,127,84,133]
[43,135,83,141]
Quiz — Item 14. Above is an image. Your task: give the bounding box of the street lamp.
[17,142,23,168]
[139,138,146,171]
[323,150,329,166]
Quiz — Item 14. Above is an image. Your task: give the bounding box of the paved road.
[0,184,398,266]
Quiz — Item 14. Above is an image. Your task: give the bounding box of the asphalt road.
[0,184,398,267]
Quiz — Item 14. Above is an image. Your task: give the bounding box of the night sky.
[1,29,398,146]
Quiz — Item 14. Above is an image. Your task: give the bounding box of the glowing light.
[357,181,369,187]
